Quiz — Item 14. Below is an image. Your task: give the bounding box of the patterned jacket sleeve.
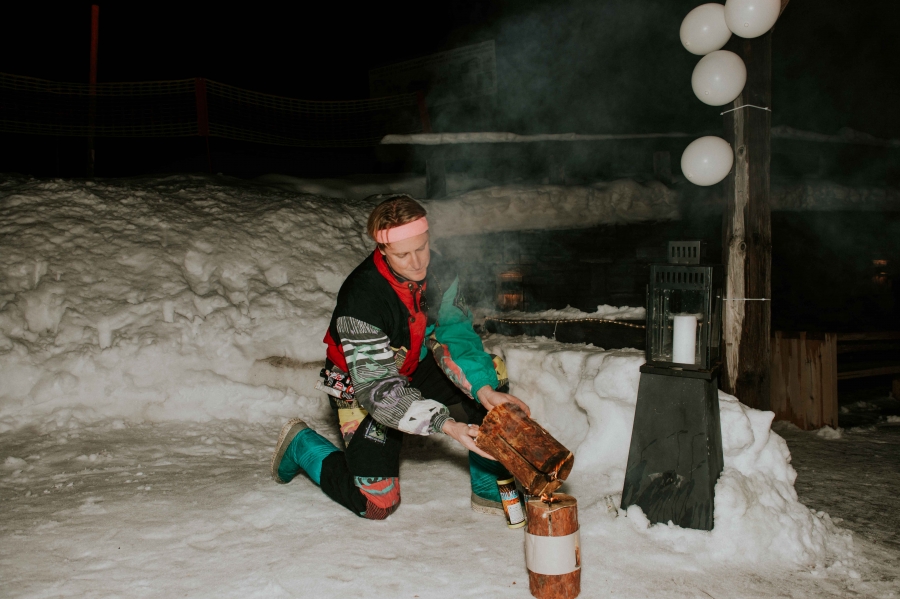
[336,316,451,435]
[431,276,499,399]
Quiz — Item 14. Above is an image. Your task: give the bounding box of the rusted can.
[497,477,526,529]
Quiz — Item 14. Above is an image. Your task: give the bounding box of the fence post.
[87,5,99,177]
[195,78,212,173]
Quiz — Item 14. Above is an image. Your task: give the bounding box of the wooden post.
[721,14,786,410]
[721,1,791,411]
[525,495,580,599]
[87,4,99,177]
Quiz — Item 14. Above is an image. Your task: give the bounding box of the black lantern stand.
[621,241,725,531]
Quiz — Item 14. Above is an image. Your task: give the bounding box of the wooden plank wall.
[770,331,838,430]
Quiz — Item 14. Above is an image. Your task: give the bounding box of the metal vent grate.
[655,270,706,285]
[667,241,705,265]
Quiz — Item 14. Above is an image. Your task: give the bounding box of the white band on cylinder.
[524,529,581,576]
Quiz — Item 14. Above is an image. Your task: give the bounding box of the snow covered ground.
[1,174,898,598]
[776,420,900,554]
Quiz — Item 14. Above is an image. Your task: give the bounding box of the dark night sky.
[1,1,898,138]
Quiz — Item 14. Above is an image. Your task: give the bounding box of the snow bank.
[774,181,900,211]
[256,172,493,202]
[259,175,681,233]
[259,173,900,222]
[0,174,665,431]
[0,175,376,430]
[486,303,645,322]
[483,336,854,568]
[426,180,680,237]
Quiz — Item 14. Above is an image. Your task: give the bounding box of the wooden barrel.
[525,494,580,599]
[475,403,574,496]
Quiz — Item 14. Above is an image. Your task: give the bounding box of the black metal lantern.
[645,243,723,371]
[621,240,724,531]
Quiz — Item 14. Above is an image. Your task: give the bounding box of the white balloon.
[725,0,781,38]
[691,50,746,106]
[680,3,732,55]
[681,136,734,186]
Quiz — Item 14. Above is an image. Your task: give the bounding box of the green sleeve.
[433,276,499,398]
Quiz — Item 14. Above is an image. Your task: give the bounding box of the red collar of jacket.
[324,251,427,379]
[373,250,426,377]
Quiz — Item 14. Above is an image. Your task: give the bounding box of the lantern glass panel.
[646,264,722,370]
[650,288,706,365]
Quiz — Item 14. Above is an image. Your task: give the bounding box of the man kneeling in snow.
[271,194,530,519]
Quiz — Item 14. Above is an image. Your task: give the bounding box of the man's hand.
[442,420,496,460]
[476,386,531,417]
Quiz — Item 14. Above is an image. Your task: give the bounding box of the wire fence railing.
[0,72,425,148]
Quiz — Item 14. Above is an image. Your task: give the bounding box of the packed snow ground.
[1,174,897,598]
[776,420,900,553]
[3,415,893,599]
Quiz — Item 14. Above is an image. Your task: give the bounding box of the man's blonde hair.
[366,194,428,247]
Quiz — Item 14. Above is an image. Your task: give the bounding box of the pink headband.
[374,217,429,244]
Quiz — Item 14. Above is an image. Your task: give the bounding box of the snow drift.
[261,174,682,235]
[0,175,377,429]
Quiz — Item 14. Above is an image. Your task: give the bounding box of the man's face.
[381,232,430,282]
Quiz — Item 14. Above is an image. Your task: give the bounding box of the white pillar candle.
[672,314,698,364]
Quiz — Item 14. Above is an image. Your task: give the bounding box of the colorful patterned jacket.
[322,249,498,437]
